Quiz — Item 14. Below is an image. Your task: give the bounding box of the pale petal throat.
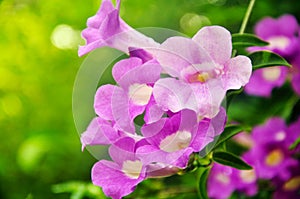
[122,160,143,179]
[159,130,192,152]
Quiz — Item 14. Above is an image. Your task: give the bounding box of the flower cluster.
[245,14,300,97]
[78,0,252,198]
[207,117,300,199]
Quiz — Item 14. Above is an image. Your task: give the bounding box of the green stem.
[239,0,256,34]
[232,0,256,57]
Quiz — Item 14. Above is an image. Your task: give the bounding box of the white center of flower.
[159,130,192,152]
[268,36,290,50]
[128,83,153,106]
[275,131,286,141]
[262,67,281,82]
[216,173,230,185]
[122,160,143,179]
[239,170,256,183]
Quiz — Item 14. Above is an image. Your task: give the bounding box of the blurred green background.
[0,0,299,198]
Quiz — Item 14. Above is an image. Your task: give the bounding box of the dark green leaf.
[197,167,211,199]
[213,151,252,170]
[232,33,269,47]
[249,51,291,70]
[289,136,300,150]
[214,125,246,150]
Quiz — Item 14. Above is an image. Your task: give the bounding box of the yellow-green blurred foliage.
[0,0,298,198]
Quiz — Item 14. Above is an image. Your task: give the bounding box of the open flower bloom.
[137,108,226,168]
[94,57,163,133]
[208,153,257,199]
[92,137,147,199]
[272,163,300,199]
[246,118,298,180]
[78,0,159,56]
[151,26,252,118]
[245,14,300,97]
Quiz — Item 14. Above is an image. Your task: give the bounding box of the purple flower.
[208,155,257,199]
[208,163,236,199]
[80,117,119,150]
[94,57,162,133]
[92,137,147,199]
[137,108,226,168]
[78,0,159,56]
[272,163,300,199]
[244,66,288,97]
[151,26,252,118]
[245,14,300,97]
[246,118,298,180]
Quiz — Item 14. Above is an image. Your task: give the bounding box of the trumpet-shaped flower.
[151,26,252,118]
[78,0,159,56]
[137,108,226,168]
[245,14,300,97]
[246,118,298,180]
[92,137,147,199]
[94,57,162,133]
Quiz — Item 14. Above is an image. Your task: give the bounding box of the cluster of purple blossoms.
[78,0,252,198]
[207,117,300,199]
[245,14,300,97]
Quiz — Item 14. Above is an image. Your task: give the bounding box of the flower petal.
[223,56,252,90]
[151,36,212,77]
[136,145,193,168]
[193,26,232,65]
[94,84,116,121]
[153,78,199,113]
[92,160,145,199]
[112,57,143,83]
[80,117,119,151]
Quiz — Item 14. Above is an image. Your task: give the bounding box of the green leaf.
[232,33,269,47]
[197,167,211,199]
[213,125,246,150]
[289,136,300,150]
[248,51,291,70]
[212,151,252,170]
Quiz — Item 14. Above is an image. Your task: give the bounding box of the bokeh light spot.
[50,24,82,50]
[180,13,211,35]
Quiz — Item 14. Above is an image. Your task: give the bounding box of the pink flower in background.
[152,26,252,118]
[207,154,258,199]
[245,14,300,97]
[78,0,159,56]
[243,118,298,180]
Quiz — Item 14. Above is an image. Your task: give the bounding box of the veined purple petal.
[80,117,119,151]
[94,84,116,121]
[151,36,212,77]
[109,137,136,165]
[222,56,252,90]
[112,57,143,83]
[92,159,145,199]
[136,145,193,168]
[117,61,161,90]
[153,78,199,113]
[193,26,232,65]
